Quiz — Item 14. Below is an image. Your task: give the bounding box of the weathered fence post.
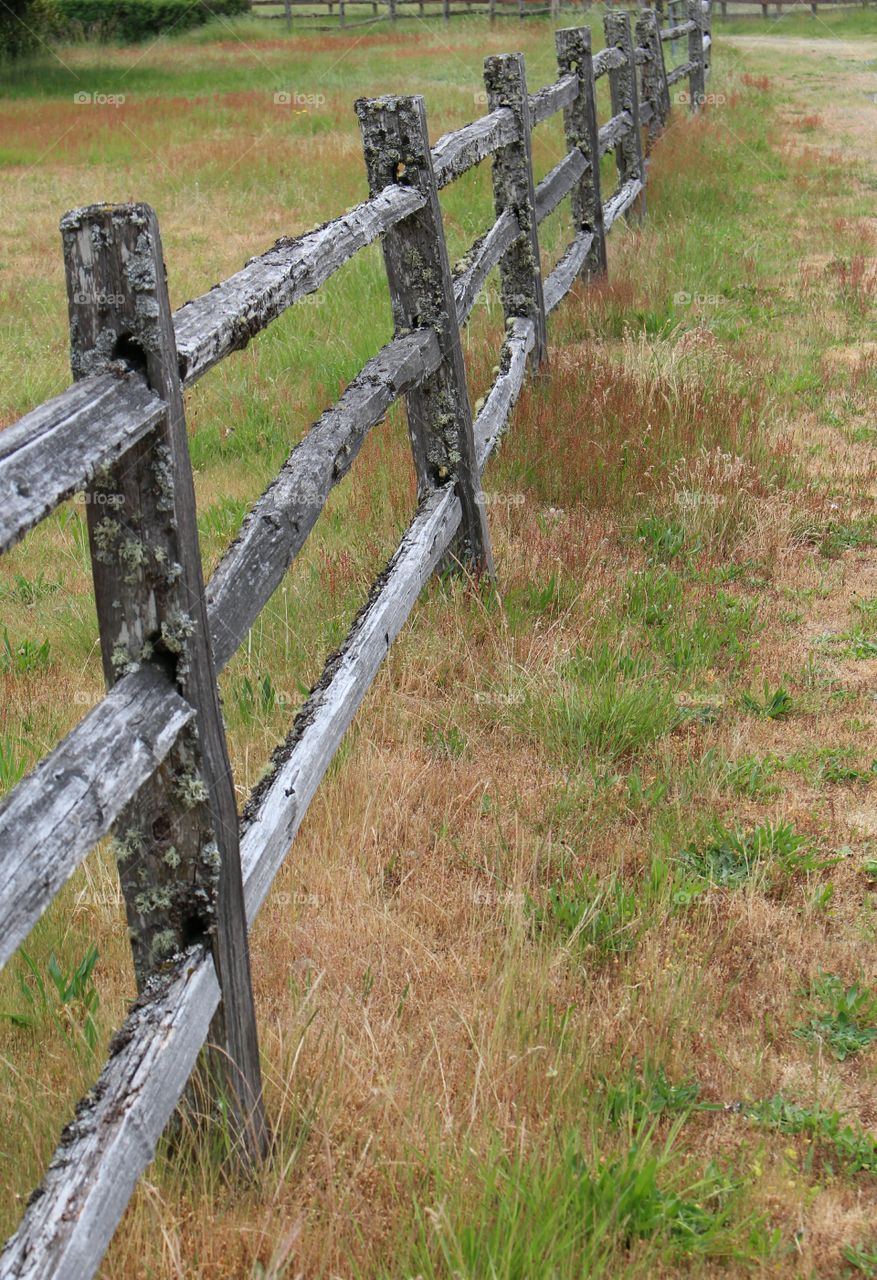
[356,96,494,578]
[555,26,608,279]
[389,0,397,19]
[284,0,292,28]
[603,10,646,220]
[635,8,671,147]
[60,203,268,1164]
[687,0,705,109]
[483,52,548,369]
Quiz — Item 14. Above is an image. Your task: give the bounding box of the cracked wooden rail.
[0,10,711,1276]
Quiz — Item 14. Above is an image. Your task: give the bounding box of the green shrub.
[0,0,54,59]
[55,0,248,44]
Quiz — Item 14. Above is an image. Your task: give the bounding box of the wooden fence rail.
[252,0,588,29]
[0,10,710,1278]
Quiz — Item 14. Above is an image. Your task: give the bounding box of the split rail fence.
[253,0,587,29]
[0,8,710,1278]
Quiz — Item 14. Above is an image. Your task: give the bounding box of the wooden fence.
[0,8,710,1278]
[253,0,588,30]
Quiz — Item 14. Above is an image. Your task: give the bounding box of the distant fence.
[0,7,710,1278]
[251,0,864,30]
[253,0,588,29]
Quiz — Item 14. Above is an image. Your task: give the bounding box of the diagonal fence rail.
[0,10,710,1277]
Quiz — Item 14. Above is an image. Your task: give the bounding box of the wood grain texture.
[687,0,706,106]
[62,202,267,1161]
[0,375,164,554]
[661,19,695,37]
[603,11,646,223]
[534,147,588,225]
[357,93,493,577]
[543,230,596,313]
[0,666,192,972]
[636,9,672,146]
[484,52,548,370]
[431,108,517,188]
[598,110,634,158]
[239,483,461,920]
[206,328,442,670]
[603,177,645,230]
[666,59,695,85]
[452,208,520,327]
[172,185,425,385]
[528,72,577,126]
[0,949,221,1280]
[555,26,608,280]
[592,44,626,77]
[473,317,534,469]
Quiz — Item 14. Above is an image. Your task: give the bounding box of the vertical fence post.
[284,0,292,28]
[635,8,670,147]
[60,202,268,1165]
[555,26,607,280]
[483,52,548,369]
[701,0,711,79]
[389,0,397,19]
[687,0,705,109]
[603,10,646,220]
[339,0,346,26]
[356,96,494,578]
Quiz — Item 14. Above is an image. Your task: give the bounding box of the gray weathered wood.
[206,327,441,671]
[356,94,493,577]
[0,375,165,555]
[555,26,608,280]
[660,18,695,36]
[0,947,221,1280]
[604,11,646,222]
[666,58,694,85]
[0,483,466,1280]
[528,72,578,125]
[534,147,589,225]
[452,207,521,326]
[239,483,461,919]
[473,317,535,468]
[592,44,626,76]
[431,108,518,189]
[61,202,267,1162]
[687,0,706,106]
[543,229,596,312]
[603,176,644,230]
[483,52,548,370]
[172,185,425,385]
[636,8,671,145]
[0,666,192,973]
[598,109,634,157]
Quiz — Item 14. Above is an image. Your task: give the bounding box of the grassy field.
[2,6,877,1276]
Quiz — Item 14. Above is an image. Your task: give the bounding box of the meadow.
[1,6,877,1276]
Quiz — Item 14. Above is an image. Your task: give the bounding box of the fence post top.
[603,8,634,40]
[484,49,527,74]
[60,200,157,231]
[555,25,592,55]
[354,92,426,121]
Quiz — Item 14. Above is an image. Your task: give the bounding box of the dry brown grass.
[2,18,877,1279]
